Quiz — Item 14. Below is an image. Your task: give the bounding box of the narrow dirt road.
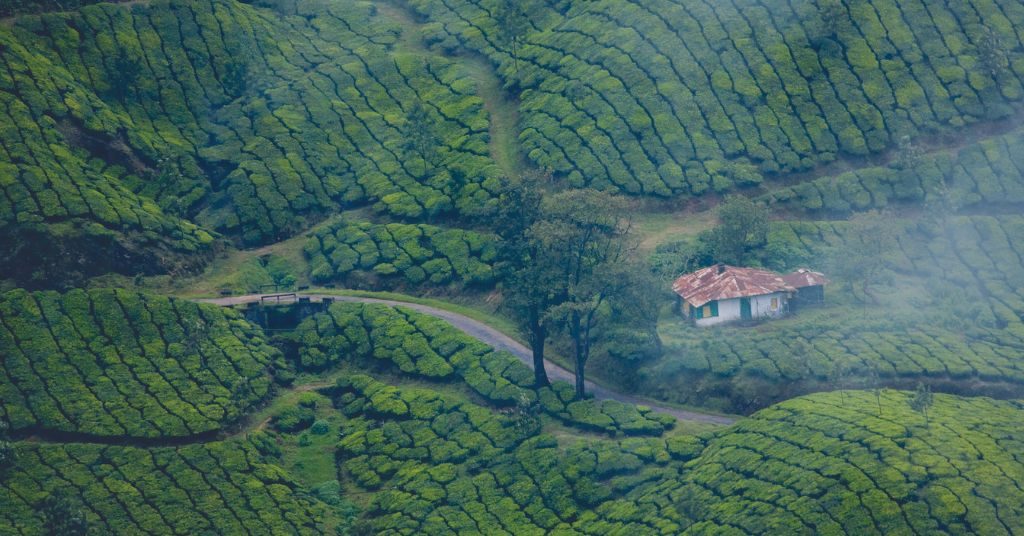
[198,293,737,425]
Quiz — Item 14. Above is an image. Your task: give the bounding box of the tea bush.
[305,221,500,288]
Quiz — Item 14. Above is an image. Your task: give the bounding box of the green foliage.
[40,491,88,536]
[645,215,1024,413]
[310,420,330,435]
[305,221,500,288]
[673,391,1024,534]
[0,0,108,17]
[0,288,279,438]
[408,0,1024,197]
[273,405,316,433]
[285,302,671,435]
[0,439,324,534]
[329,375,1024,535]
[0,0,503,285]
[760,127,1024,216]
[331,374,687,533]
[700,195,770,265]
[908,382,934,426]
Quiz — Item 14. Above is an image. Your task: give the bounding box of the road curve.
[196,293,736,426]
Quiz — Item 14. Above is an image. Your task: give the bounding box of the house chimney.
[717,264,726,274]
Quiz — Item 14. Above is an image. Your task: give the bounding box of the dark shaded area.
[0,224,209,290]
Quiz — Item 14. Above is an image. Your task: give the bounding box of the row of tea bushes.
[409,0,1024,196]
[2,0,502,273]
[305,221,500,288]
[324,374,1024,534]
[285,302,674,435]
[760,127,1024,214]
[0,289,279,438]
[0,438,324,534]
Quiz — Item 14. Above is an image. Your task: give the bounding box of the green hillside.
[0,0,502,286]
[0,438,325,534]
[305,221,500,288]
[3,0,1024,533]
[0,289,280,438]
[407,0,1024,195]
[641,214,1024,412]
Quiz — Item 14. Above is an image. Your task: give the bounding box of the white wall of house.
[695,298,741,327]
[750,292,788,320]
[693,292,789,327]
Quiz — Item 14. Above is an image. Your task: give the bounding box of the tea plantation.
[284,302,674,436]
[407,0,1024,195]
[0,289,280,438]
[0,0,502,285]
[304,221,500,288]
[3,0,1024,533]
[760,126,1024,214]
[0,438,325,534]
[642,214,1024,412]
[260,377,1024,534]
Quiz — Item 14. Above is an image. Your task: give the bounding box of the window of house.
[699,301,718,318]
[770,297,779,310]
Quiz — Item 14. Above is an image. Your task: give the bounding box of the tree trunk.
[570,310,586,399]
[574,357,586,399]
[528,308,549,387]
[532,325,548,387]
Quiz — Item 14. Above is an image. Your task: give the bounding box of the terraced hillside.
[2,0,1024,534]
[0,288,280,438]
[251,376,1024,534]
[0,0,502,285]
[760,126,1024,214]
[408,0,1024,195]
[305,220,500,288]
[0,438,326,534]
[2,295,1023,534]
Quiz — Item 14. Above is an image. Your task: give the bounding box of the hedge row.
[0,288,279,438]
[329,374,699,534]
[644,215,1024,411]
[410,0,1024,196]
[304,221,500,287]
[285,302,673,435]
[0,0,121,18]
[673,390,1024,535]
[2,0,502,260]
[0,438,324,535]
[327,375,1024,534]
[760,126,1024,214]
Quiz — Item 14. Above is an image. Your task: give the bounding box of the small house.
[672,264,828,327]
[782,268,829,308]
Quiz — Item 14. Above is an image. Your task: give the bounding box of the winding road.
[198,293,736,426]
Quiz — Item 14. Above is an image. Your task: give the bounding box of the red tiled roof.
[672,264,795,307]
[781,268,830,288]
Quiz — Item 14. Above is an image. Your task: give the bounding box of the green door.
[740,298,751,320]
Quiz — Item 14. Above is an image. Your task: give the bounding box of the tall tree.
[109,50,142,101]
[827,210,897,303]
[494,0,530,73]
[909,382,934,428]
[401,102,442,178]
[41,492,88,536]
[702,195,770,265]
[535,190,637,399]
[977,26,1009,78]
[497,171,554,387]
[0,421,13,471]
